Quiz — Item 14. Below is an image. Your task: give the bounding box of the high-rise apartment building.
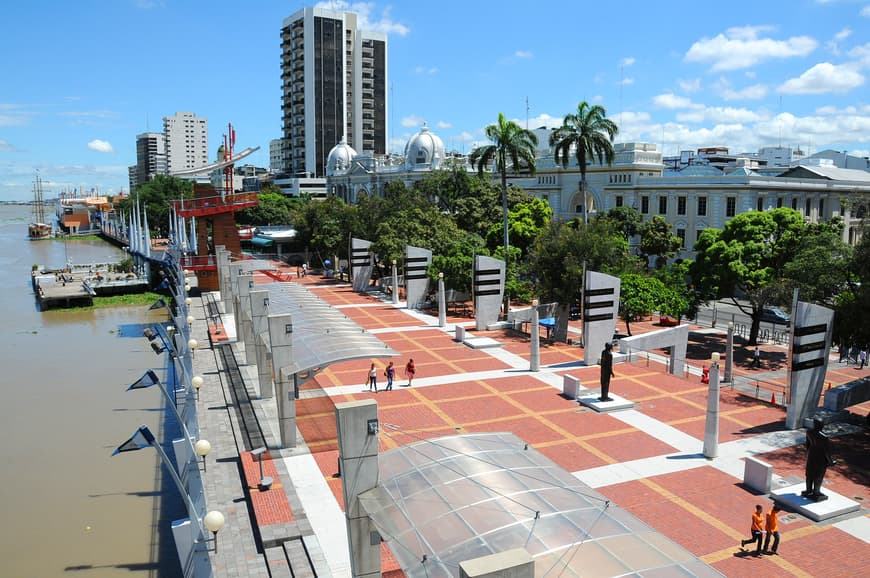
[163,111,209,173]
[279,7,387,177]
[129,132,167,191]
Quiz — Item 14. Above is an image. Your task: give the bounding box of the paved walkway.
[194,272,870,577]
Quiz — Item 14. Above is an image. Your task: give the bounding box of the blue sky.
[2,0,869,201]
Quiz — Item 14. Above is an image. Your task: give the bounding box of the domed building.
[326,137,358,176]
[403,124,445,171]
[326,124,465,203]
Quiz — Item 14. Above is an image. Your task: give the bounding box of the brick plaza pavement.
[231,271,870,577]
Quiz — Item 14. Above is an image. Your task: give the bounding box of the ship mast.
[33,174,46,224]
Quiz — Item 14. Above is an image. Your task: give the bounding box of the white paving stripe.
[282,452,352,578]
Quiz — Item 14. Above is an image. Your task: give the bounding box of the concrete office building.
[163,111,209,174]
[279,6,387,178]
[129,132,167,191]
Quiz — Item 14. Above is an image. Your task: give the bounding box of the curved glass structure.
[358,432,722,578]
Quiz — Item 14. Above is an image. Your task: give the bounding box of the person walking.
[384,361,395,391]
[404,358,416,387]
[740,504,764,555]
[860,349,867,370]
[764,504,781,555]
[751,346,761,368]
[366,363,378,393]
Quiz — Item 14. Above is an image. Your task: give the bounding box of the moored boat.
[29,174,53,239]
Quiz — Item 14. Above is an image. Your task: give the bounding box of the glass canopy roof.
[359,432,723,578]
[258,281,399,378]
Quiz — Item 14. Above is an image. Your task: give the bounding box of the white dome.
[404,124,444,171]
[326,138,358,176]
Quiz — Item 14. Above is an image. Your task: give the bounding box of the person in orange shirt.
[740,504,764,555]
[764,504,781,555]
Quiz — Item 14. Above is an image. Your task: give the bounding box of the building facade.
[129,132,167,191]
[163,111,209,174]
[279,7,387,178]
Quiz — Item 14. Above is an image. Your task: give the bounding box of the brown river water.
[0,205,182,577]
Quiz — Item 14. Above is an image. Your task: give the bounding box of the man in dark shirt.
[600,342,615,402]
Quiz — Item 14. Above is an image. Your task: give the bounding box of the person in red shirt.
[740,504,764,555]
[764,504,781,555]
[404,358,416,386]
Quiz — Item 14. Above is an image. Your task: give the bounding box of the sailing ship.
[28,174,53,239]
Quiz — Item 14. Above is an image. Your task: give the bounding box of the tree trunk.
[554,303,570,342]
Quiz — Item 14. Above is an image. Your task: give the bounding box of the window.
[696,229,704,244]
[777,197,783,208]
[697,197,707,216]
[726,197,736,217]
[616,195,624,207]
[757,198,764,211]
[792,198,798,210]
[805,198,811,215]
[677,196,687,215]
[819,199,825,218]
[641,196,649,214]
[658,196,668,214]
[676,228,686,247]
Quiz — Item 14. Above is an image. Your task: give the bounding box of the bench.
[823,376,870,412]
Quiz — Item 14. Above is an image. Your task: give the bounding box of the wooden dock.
[33,271,94,309]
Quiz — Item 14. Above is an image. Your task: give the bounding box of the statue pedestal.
[578,392,635,413]
[771,483,860,522]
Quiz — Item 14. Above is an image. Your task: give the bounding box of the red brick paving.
[240,450,294,526]
[289,275,869,577]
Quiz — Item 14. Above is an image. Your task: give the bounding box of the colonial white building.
[324,125,870,251]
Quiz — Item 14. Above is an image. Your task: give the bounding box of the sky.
[2,0,869,202]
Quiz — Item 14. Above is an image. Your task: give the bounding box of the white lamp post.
[203,511,225,553]
[703,352,721,458]
[192,375,204,400]
[194,439,211,472]
[530,299,540,372]
[186,314,195,327]
[725,322,734,383]
[185,297,192,306]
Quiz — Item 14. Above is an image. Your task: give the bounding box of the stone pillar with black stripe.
[350,238,375,293]
[582,271,621,367]
[404,245,432,310]
[473,255,505,331]
[786,302,834,430]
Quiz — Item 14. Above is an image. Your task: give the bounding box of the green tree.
[413,165,473,214]
[470,113,538,313]
[619,274,688,336]
[640,215,683,267]
[600,206,643,240]
[781,218,851,307]
[118,175,193,238]
[291,196,353,263]
[235,186,295,226]
[529,218,629,341]
[485,195,552,257]
[691,207,806,344]
[550,101,618,225]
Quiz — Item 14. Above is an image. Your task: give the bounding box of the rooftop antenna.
[525,96,529,130]
[390,82,394,154]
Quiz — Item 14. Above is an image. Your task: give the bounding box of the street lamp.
[192,375,204,399]
[195,439,211,472]
[203,511,226,553]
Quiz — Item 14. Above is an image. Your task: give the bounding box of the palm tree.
[469,113,537,314]
[550,101,618,225]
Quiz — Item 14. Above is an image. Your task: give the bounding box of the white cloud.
[436,120,452,129]
[621,77,635,86]
[314,1,410,36]
[678,78,702,93]
[862,5,870,17]
[515,50,533,59]
[401,115,425,128]
[828,27,852,55]
[721,83,768,100]
[849,43,870,67]
[652,93,701,110]
[0,139,15,152]
[414,65,438,75]
[527,113,562,130]
[620,57,635,67]
[685,26,817,71]
[835,27,852,41]
[87,139,114,153]
[778,62,864,94]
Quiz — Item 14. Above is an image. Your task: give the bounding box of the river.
[0,204,183,578]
